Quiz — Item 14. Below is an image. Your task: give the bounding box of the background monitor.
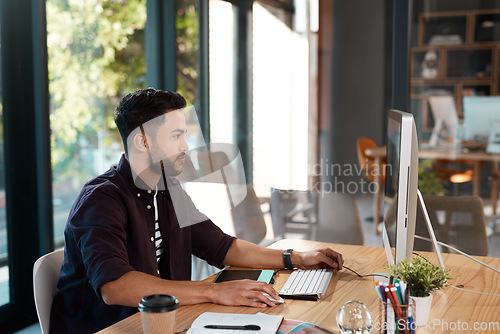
[383,110,419,266]
[463,96,500,142]
[427,95,459,146]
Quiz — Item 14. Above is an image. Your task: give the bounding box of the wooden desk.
[365,146,500,232]
[98,239,500,334]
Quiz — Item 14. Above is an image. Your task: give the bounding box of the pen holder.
[377,299,415,334]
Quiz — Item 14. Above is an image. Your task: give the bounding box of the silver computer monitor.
[427,95,459,147]
[383,110,419,266]
[463,96,500,142]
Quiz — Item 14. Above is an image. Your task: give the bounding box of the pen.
[407,317,415,334]
[375,281,384,300]
[385,287,404,320]
[204,325,261,330]
[393,283,403,305]
[404,285,409,306]
[379,283,387,302]
[399,281,407,304]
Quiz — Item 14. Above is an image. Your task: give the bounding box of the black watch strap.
[283,249,294,270]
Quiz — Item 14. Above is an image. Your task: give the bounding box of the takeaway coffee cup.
[138,294,179,334]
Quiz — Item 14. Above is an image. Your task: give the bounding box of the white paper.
[187,312,283,334]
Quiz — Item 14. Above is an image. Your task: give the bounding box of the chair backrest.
[231,185,267,245]
[270,188,318,240]
[356,137,384,183]
[316,192,364,245]
[33,249,64,334]
[414,195,489,256]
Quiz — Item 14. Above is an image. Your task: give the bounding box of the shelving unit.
[411,9,500,131]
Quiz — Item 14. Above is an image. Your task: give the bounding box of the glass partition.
[410,0,500,257]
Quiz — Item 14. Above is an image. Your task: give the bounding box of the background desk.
[98,239,500,334]
[365,146,500,232]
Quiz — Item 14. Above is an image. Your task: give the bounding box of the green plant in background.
[386,256,451,297]
[176,0,199,106]
[418,159,449,196]
[47,0,147,183]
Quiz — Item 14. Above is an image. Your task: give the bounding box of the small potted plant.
[386,255,451,326]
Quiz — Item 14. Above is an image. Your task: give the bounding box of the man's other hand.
[292,248,344,272]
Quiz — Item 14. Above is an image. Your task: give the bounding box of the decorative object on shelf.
[429,34,462,45]
[421,51,438,79]
[429,21,463,45]
[385,256,451,326]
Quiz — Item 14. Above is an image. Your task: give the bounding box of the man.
[50,88,344,333]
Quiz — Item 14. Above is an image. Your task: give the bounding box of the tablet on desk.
[213,269,275,284]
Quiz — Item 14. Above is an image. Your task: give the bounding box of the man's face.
[147,109,189,176]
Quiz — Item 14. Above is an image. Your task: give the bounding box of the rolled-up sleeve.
[68,184,135,296]
[191,220,236,269]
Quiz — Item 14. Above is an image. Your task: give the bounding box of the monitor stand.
[376,189,445,283]
[416,189,445,269]
[423,119,456,149]
[428,118,444,147]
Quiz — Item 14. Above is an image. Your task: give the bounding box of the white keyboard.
[279,268,333,300]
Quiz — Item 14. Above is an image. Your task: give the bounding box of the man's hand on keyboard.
[292,248,344,272]
[209,279,280,308]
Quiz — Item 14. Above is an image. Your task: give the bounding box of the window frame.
[0,0,53,330]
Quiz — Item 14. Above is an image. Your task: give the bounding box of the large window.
[209,0,236,146]
[207,0,314,197]
[252,1,311,196]
[46,0,147,244]
[176,0,199,107]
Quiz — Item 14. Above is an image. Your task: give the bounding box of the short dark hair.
[114,88,187,154]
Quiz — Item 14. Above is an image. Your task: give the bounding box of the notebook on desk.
[187,312,283,334]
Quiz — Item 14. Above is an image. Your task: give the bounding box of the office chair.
[414,195,489,256]
[231,185,268,245]
[356,137,386,223]
[315,192,364,245]
[33,249,64,334]
[270,187,318,240]
[356,137,386,184]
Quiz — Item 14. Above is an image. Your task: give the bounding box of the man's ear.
[133,133,149,152]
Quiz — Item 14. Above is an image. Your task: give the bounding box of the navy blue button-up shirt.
[50,155,235,333]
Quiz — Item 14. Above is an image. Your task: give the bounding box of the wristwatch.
[283,249,294,270]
